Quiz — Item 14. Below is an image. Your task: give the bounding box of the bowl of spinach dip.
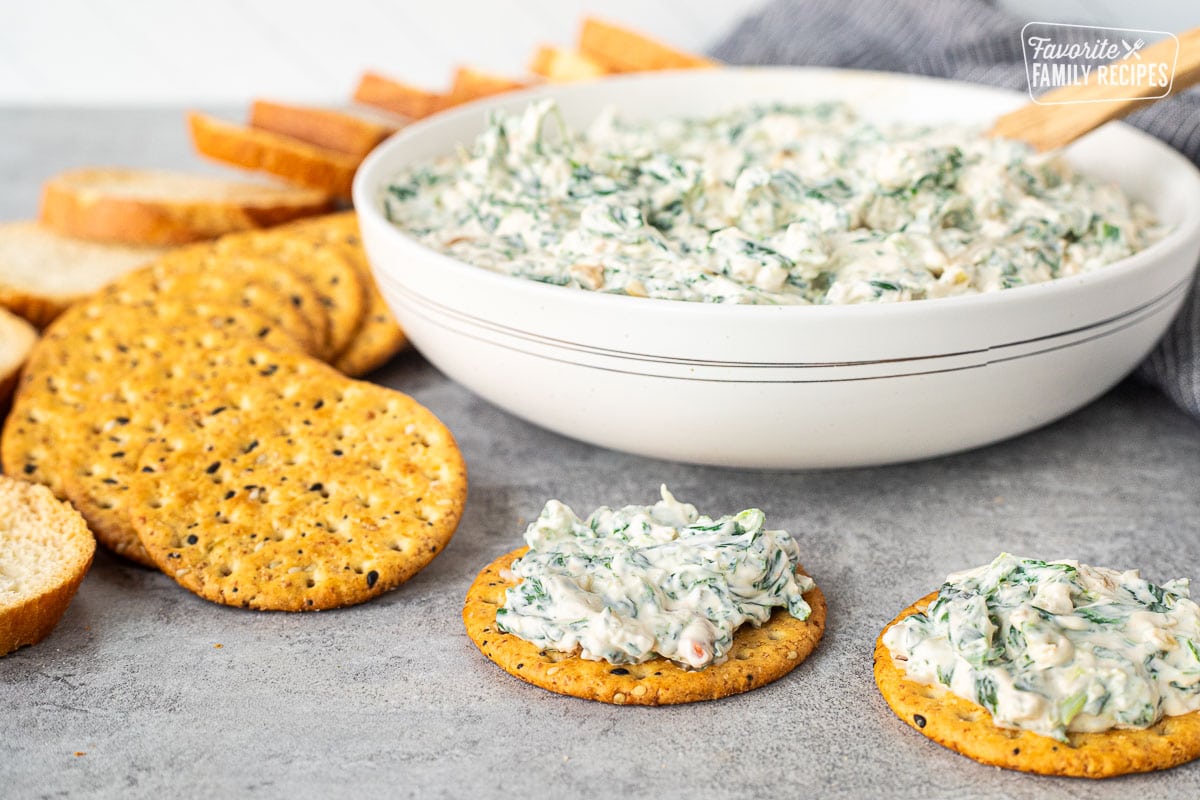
[354,67,1200,468]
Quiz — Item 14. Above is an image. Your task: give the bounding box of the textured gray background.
[2,109,1199,799]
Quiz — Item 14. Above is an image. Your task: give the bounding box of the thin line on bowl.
[375,269,1190,370]
[381,275,1184,384]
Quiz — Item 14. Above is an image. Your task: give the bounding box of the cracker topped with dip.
[876,554,1200,777]
[463,486,825,704]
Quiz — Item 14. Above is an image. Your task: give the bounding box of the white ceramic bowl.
[354,68,1200,469]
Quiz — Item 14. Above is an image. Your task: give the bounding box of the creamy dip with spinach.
[883,554,1200,741]
[383,99,1158,304]
[495,486,814,669]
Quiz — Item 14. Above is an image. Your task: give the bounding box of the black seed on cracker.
[115,416,130,425]
[309,483,324,492]
[260,364,278,377]
[610,668,630,675]
[111,451,125,458]
[313,399,324,410]
[211,406,227,415]
[914,714,927,728]
[366,570,379,588]
[224,490,235,500]
[23,463,35,475]
[206,462,220,474]
[244,440,259,453]
[187,534,198,545]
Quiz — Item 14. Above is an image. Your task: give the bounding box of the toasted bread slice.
[0,475,95,656]
[0,221,169,327]
[250,101,397,158]
[188,113,359,199]
[40,167,332,246]
[0,307,37,405]
[446,67,529,104]
[529,46,609,82]
[579,18,716,73]
[354,72,447,120]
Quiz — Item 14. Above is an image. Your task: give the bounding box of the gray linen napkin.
[712,0,1200,420]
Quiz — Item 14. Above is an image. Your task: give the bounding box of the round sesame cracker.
[1,283,302,566]
[57,302,300,566]
[215,223,367,360]
[463,548,826,705]
[0,270,303,494]
[126,340,466,610]
[332,291,408,378]
[119,247,330,359]
[874,593,1200,778]
[276,212,407,376]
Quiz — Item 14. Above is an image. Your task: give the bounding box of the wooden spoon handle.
[990,26,1200,151]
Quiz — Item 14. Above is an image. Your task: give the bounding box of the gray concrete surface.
[2,109,1200,799]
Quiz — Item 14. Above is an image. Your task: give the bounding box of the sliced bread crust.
[188,114,360,199]
[353,72,446,119]
[529,46,609,82]
[40,167,332,246]
[579,17,716,72]
[0,221,169,327]
[446,67,528,104]
[0,307,37,405]
[0,475,95,656]
[249,101,397,158]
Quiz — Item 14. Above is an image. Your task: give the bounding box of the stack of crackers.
[2,213,465,611]
[0,15,709,614]
[1,16,711,405]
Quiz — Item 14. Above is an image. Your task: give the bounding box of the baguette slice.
[41,167,332,246]
[250,101,398,158]
[530,46,609,82]
[0,221,169,327]
[0,475,94,657]
[579,18,717,73]
[446,67,529,104]
[0,307,37,405]
[354,72,447,120]
[189,113,360,199]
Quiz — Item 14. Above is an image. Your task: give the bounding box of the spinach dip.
[883,554,1200,741]
[495,486,814,669]
[383,99,1159,304]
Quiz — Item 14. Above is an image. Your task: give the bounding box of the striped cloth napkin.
[712,0,1200,420]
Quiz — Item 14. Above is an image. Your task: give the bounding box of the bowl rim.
[352,65,1200,321]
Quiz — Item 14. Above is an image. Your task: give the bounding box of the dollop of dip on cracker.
[883,553,1200,741]
[495,486,814,669]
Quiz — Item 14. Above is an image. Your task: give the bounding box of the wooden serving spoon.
[989,26,1200,151]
